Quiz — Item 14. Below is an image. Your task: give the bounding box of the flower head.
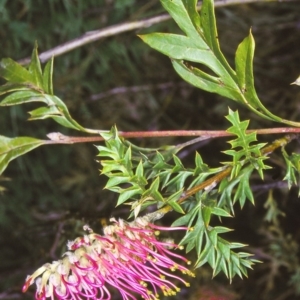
[23,213,194,300]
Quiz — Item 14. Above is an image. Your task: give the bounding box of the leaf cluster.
[139,0,300,128]
[173,203,257,281]
[223,109,268,179]
[282,148,300,196]
[97,127,218,217]
[0,45,90,132]
[96,111,264,280]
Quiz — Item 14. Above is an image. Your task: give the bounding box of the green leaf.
[200,0,235,78]
[117,187,143,206]
[31,95,89,131]
[166,189,185,214]
[212,207,232,218]
[171,60,241,101]
[140,0,300,127]
[264,190,285,223]
[0,83,35,96]
[0,88,90,132]
[0,48,94,133]
[182,0,201,31]
[0,58,34,83]
[0,90,44,105]
[218,177,237,214]
[235,31,282,122]
[42,57,54,95]
[104,176,131,189]
[135,160,144,177]
[160,0,203,40]
[98,127,174,211]
[282,148,300,195]
[168,200,185,214]
[233,166,255,207]
[28,43,43,89]
[0,136,46,175]
[223,109,267,179]
[193,232,256,281]
[165,171,192,191]
[172,204,199,227]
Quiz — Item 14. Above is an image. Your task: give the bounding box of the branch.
[45,127,300,144]
[18,0,294,65]
[158,134,298,215]
[18,14,170,65]
[89,82,188,101]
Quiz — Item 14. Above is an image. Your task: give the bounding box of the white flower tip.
[67,240,75,250]
[83,224,93,233]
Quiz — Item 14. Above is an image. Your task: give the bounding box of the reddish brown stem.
[119,127,300,138]
[46,127,300,144]
[159,134,298,215]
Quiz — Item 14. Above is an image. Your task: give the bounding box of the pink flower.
[23,214,194,300]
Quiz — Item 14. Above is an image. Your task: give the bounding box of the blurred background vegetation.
[0,0,300,299]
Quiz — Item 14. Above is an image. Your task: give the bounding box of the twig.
[18,0,294,65]
[89,82,188,101]
[18,14,170,65]
[181,134,297,201]
[49,221,66,259]
[45,127,300,144]
[158,134,298,214]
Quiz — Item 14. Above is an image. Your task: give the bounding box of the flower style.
[23,213,194,300]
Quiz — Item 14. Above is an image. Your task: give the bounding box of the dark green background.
[1,1,300,299]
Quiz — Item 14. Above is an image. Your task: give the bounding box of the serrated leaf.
[207,228,218,247]
[0,136,46,175]
[214,226,233,234]
[149,176,160,192]
[135,160,144,177]
[104,176,131,189]
[172,154,185,171]
[264,190,285,223]
[223,109,267,179]
[166,189,185,214]
[233,167,255,207]
[202,206,212,226]
[100,160,127,174]
[282,149,300,195]
[172,205,198,227]
[165,171,192,191]
[218,177,237,214]
[229,242,247,249]
[168,200,185,214]
[193,152,211,175]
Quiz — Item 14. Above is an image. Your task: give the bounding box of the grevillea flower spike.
[23,213,194,300]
